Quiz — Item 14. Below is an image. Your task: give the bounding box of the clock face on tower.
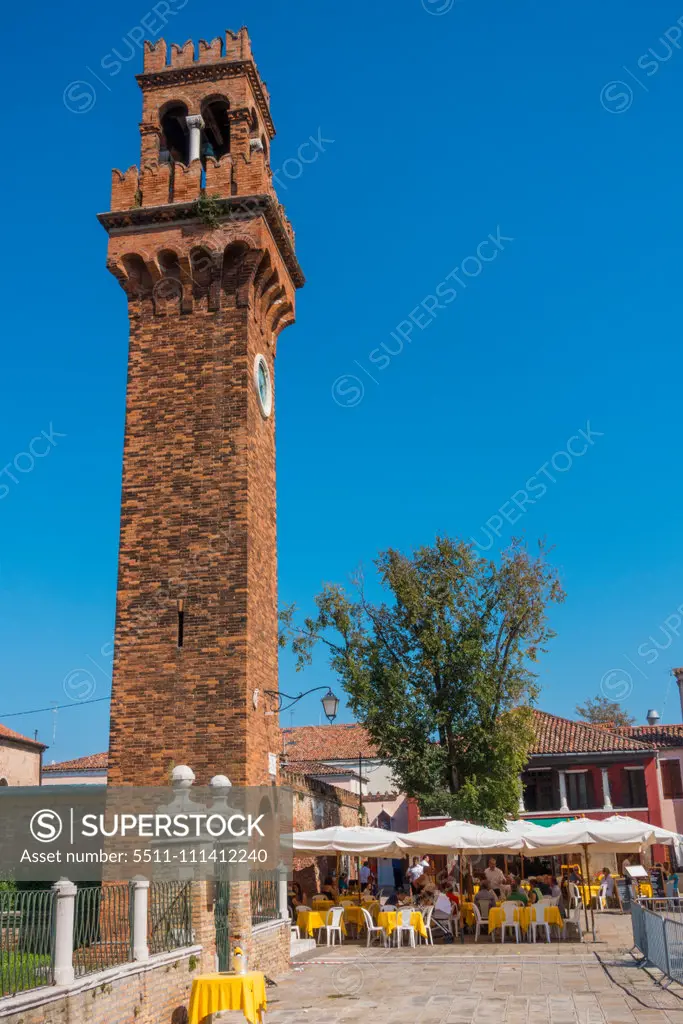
[254,354,273,418]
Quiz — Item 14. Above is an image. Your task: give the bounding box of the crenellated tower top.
[98,26,302,328]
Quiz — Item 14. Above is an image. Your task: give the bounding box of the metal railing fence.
[148,882,193,954]
[250,871,280,926]
[73,884,133,977]
[0,888,54,996]
[632,898,683,984]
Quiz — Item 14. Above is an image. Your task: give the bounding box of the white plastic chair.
[471,902,488,943]
[419,905,435,945]
[527,904,551,943]
[500,901,521,943]
[566,903,584,942]
[395,907,416,947]
[324,906,345,946]
[433,894,457,940]
[287,905,300,940]
[568,883,582,910]
[361,907,387,947]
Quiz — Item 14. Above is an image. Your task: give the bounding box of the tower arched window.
[159,102,189,164]
[201,98,231,160]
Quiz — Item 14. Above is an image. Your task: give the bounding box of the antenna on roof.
[51,702,58,746]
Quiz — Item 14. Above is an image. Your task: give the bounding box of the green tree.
[575,695,635,728]
[279,536,564,828]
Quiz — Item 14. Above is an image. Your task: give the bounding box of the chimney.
[646,709,661,726]
[673,668,683,721]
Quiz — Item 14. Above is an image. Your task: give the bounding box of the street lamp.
[321,689,340,724]
[263,686,340,721]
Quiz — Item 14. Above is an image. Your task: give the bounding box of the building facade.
[0,724,45,786]
[519,711,661,824]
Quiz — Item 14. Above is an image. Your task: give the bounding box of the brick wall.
[0,947,202,1024]
[285,771,360,896]
[105,29,301,791]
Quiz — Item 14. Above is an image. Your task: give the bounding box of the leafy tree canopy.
[575,695,635,728]
[279,536,564,828]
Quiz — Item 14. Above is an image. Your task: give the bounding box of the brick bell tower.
[100,28,303,787]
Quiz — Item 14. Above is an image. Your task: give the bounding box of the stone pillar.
[52,878,77,986]
[558,770,569,813]
[601,767,613,811]
[131,877,150,961]
[186,115,205,163]
[278,860,289,920]
[518,777,525,815]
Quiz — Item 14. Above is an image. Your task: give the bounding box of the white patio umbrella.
[400,820,525,943]
[519,814,678,939]
[601,814,683,846]
[287,825,409,907]
[288,824,409,857]
[520,816,667,857]
[401,820,525,856]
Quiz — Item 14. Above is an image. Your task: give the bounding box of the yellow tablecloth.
[343,905,367,929]
[579,884,601,905]
[311,899,336,912]
[462,901,475,927]
[488,905,563,933]
[188,972,267,1024]
[296,909,347,938]
[377,910,428,940]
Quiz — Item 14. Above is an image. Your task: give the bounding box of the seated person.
[383,890,399,907]
[321,876,339,901]
[416,884,438,908]
[474,879,498,916]
[508,877,529,905]
[536,875,551,896]
[550,876,562,898]
[443,883,460,907]
[288,883,304,916]
[338,873,349,893]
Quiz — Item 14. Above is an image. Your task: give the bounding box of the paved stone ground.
[261,914,683,1024]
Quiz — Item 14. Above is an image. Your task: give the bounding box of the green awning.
[526,817,573,828]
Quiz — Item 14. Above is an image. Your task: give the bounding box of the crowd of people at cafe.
[288,854,594,934]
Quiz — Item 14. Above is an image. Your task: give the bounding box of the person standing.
[407,857,424,895]
[484,857,507,897]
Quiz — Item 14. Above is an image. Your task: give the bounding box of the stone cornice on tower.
[98,194,304,290]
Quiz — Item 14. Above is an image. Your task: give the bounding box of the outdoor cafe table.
[461,902,476,927]
[296,909,347,939]
[488,905,563,937]
[188,971,266,1024]
[377,910,428,941]
[311,898,335,912]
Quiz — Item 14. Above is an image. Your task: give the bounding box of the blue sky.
[3,0,683,762]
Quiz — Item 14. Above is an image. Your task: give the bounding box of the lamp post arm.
[263,686,335,714]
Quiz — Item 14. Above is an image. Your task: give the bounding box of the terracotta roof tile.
[283,759,360,777]
[0,723,47,751]
[531,710,653,754]
[43,752,108,772]
[282,724,378,760]
[615,724,683,749]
